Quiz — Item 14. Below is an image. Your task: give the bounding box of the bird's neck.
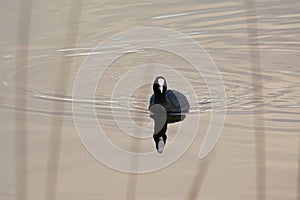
[154,93,167,103]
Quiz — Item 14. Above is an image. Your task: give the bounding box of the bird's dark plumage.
[149,76,190,113]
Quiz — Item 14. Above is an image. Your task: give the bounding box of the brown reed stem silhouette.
[187,158,211,200]
[44,1,82,200]
[244,0,266,199]
[15,0,32,199]
[125,139,140,200]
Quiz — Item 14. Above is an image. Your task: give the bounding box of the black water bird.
[149,76,190,153]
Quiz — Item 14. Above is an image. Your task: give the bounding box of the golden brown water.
[0,0,299,199]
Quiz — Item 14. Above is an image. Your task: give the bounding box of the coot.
[149,76,190,153]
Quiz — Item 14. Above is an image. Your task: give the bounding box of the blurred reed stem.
[15,0,32,199]
[244,0,266,199]
[44,1,82,200]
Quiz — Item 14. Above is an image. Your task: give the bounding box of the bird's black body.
[149,90,190,114]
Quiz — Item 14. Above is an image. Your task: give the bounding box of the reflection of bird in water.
[149,76,190,153]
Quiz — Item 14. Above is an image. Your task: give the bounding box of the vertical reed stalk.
[187,159,210,200]
[44,1,82,200]
[15,0,32,199]
[244,0,266,199]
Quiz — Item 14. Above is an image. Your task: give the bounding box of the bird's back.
[149,90,190,113]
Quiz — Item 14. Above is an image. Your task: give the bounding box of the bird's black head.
[153,76,167,95]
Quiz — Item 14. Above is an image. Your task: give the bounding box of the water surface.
[0,0,299,199]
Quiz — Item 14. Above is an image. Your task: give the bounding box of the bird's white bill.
[157,137,165,153]
[159,86,163,93]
